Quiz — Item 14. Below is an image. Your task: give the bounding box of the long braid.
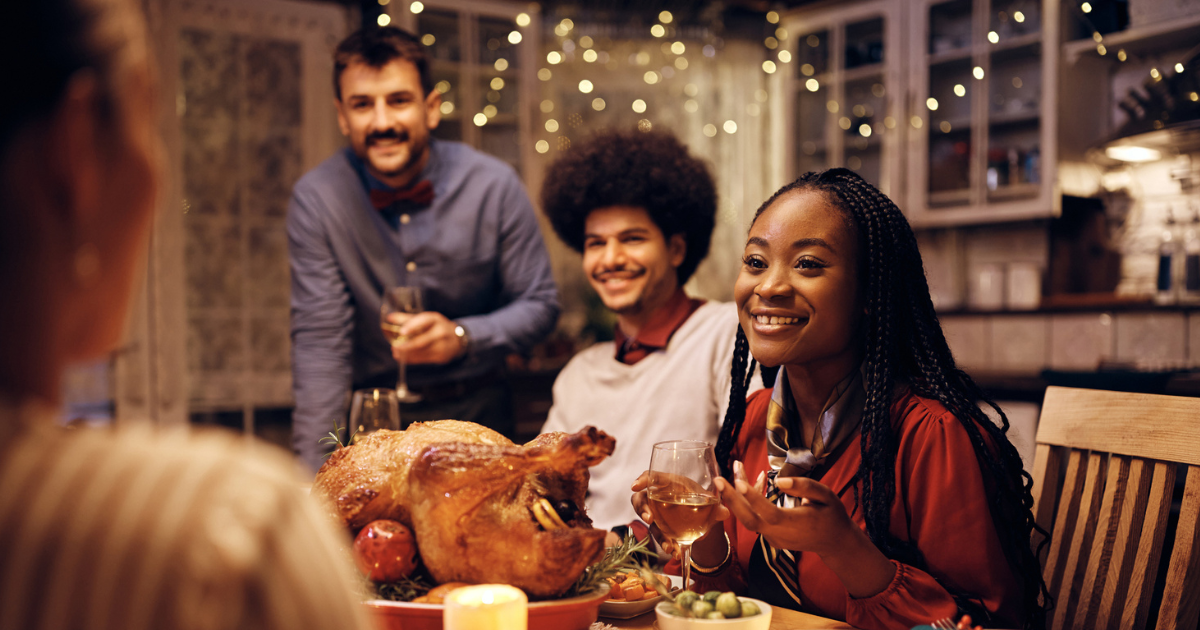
[730,168,1049,629]
[715,326,751,479]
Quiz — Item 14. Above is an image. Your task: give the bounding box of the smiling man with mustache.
[287,27,558,473]
[539,129,762,538]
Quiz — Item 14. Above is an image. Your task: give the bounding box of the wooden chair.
[1032,386,1200,630]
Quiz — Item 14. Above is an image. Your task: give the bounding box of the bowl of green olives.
[654,590,772,630]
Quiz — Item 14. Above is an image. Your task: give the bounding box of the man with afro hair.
[540,128,760,540]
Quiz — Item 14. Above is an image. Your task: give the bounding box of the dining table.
[600,605,855,629]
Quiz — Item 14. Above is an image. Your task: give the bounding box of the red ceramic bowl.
[365,584,611,630]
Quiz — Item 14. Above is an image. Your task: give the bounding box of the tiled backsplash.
[942,309,1196,373]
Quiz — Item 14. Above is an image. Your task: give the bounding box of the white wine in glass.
[646,440,721,592]
[381,285,423,403]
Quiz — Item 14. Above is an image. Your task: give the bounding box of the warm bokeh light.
[940,121,952,132]
[483,105,497,117]
[580,36,594,48]
[723,120,737,134]
[684,99,698,113]
[440,102,454,115]
[703,124,717,137]
[592,98,606,111]
[801,63,814,76]
[632,99,647,113]
[806,79,819,92]
[540,100,553,113]
[579,80,594,93]
[490,77,505,90]
[644,71,659,84]
[535,140,549,153]
[508,31,522,44]
[583,49,598,63]
[927,97,939,110]
[421,34,435,46]
[766,11,779,24]
[988,31,999,43]
[473,113,487,126]
[827,100,839,113]
[911,116,923,129]
[377,14,391,26]
[685,83,699,97]
[779,50,792,63]
[659,11,673,23]
[547,51,562,64]
[859,124,872,137]
[410,1,423,13]
[651,24,666,37]
[494,59,508,71]
[675,57,688,69]
[1014,11,1025,22]
[973,66,985,79]
[954,84,966,96]
[515,12,530,27]
[1081,2,1092,12]
[671,41,686,55]
[762,60,777,73]
[435,80,451,93]
[545,119,559,132]
[538,68,552,81]
[638,119,652,132]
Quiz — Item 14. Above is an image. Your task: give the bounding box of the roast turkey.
[313,420,616,598]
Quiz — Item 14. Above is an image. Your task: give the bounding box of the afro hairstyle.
[540,128,717,285]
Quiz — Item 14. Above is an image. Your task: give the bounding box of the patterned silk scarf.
[757,365,865,606]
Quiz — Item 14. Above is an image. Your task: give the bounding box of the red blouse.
[688,386,1024,630]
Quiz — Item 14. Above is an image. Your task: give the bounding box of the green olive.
[741,600,762,617]
[674,591,699,610]
[691,600,715,618]
[705,611,727,620]
[715,592,742,618]
[702,590,722,604]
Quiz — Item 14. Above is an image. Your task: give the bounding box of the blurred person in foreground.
[0,2,372,629]
[539,128,762,541]
[288,26,558,472]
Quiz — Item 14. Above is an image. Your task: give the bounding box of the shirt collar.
[612,288,704,359]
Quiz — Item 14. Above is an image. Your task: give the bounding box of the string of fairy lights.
[387,2,797,156]
[382,0,1195,169]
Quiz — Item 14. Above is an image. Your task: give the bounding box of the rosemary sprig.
[318,420,360,452]
[564,535,659,598]
[374,573,436,602]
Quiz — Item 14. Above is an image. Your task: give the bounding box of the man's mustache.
[367,129,409,145]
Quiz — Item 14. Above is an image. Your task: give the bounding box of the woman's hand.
[715,461,857,556]
[716,460,895,598]
[630,471,729,560]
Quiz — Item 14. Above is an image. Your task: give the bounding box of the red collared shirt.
[612,289,706,365]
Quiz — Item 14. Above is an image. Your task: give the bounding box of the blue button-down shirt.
[287,140,559,471]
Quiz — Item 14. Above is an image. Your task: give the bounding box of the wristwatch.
[453,323,470,354]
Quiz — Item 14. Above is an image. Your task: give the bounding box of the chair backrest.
[1032,386,1200,630]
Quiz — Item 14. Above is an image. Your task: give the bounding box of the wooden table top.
[601,605,854,629]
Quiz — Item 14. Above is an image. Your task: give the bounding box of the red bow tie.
[369,180,434,209]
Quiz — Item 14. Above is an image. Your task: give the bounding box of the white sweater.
[542,301,758,530]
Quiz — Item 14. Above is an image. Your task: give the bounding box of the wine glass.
[646,440,721,593]
[380,285,423,403]
[348,388,401,441]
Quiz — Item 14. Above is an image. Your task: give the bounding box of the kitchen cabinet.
[905,0,1060,226]
[781,1,906,198]
[782,0,1059,226]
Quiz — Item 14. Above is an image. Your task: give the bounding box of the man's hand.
[385,311,466,365]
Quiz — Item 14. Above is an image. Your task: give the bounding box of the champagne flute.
[348,388,401,441]
[646,440,721,593]
[381,285,424,403]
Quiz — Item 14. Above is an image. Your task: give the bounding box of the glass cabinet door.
[396,1,537,178]
[784,1,903,197]
[907,0,1057,226]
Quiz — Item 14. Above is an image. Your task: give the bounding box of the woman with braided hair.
[632,168,1048,630]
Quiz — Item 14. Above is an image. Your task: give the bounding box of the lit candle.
[443,584,528,630]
